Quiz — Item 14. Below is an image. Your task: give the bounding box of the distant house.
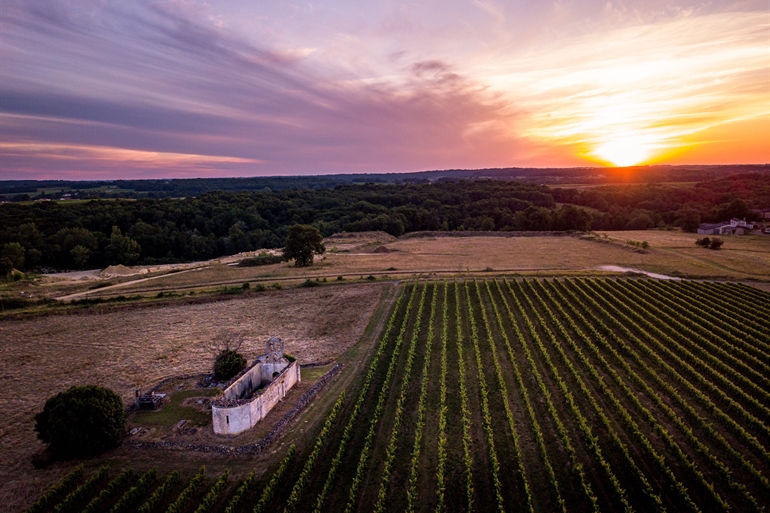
[697,218,756,235]
[752,208,770,220]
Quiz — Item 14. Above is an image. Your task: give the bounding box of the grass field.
[19,231,768,306]
[19,277,770,513]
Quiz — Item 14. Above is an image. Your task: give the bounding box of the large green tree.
[1,242,25,270]
[35,385,126,459]
[282,224,325,267]
[105,226,141,265]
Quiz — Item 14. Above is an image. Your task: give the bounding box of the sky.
[1,0,768,179]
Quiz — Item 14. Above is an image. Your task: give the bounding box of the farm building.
[697,218,756,235]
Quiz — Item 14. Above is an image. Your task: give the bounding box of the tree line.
[1,174,767,272]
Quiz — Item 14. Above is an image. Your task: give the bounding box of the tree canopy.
[35,385,126,459]
[283,224,325,267]
[1,174,767,272]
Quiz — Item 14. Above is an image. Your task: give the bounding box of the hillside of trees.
[1,174,768,271]
[2,164,767,201]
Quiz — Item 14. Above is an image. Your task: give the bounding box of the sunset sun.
[594,137,653,167]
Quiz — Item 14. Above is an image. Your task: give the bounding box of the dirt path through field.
[55,266,208,301]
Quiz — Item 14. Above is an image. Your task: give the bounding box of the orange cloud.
[478,11,770,166]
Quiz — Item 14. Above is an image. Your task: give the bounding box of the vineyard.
[26,278,770,513]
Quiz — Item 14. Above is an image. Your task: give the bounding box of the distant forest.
[1,164,768,200]
[1,173,768,271]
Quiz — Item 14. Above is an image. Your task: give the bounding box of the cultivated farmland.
[22,278,770,512]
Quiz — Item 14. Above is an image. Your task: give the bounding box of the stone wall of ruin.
[212,360,300,435]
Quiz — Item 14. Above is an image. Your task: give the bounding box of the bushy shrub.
[695,237,711,247]
[237,254,285,267]
[696,237,723,250]
[35,386,126,459]
[214,349,247,380]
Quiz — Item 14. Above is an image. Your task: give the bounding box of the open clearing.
[26,231,770,304]
[0,283,384,510]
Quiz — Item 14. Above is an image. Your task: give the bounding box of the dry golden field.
[21,231,768,304]
[0,283,385,510]
[109,232,770,294]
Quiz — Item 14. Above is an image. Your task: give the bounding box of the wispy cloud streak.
[0,0,767,178]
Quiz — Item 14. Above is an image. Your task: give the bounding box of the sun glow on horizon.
[593,136,654,167]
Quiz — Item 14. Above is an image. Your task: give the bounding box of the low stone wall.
[212,360,300,435]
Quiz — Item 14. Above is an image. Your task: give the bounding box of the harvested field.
[23,231,768,305]
[0,282,384,510]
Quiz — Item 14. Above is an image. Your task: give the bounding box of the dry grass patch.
[0,282,384,511]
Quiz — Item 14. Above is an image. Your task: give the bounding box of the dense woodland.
[1,174,768,271]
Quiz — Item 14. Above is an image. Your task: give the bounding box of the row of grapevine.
[597,278,770,448]
[621,279,770,395]
[568,278,770,491]
[222,471,253,513]
[138,470,179,513]
[724,281,770,309]
[82,468,134,513]
[532,278,733,511]
[373,281,430,513]
[311,285,409,513]
[501,278,700,512]
[434,282,449,513]
[51,465,109,513]
[490,280,566,513]
[25,465,84,513]
[453,281,476,512]
[511,280,634,513]
[577,283,770,461]
[729,281,770,306]
[654,280,770,352]
[165,466,205,513]
[501,280,600,512]
[639,279,770,389]
[193,470,229,513]
[682,280,770,330]
[109,467,157,513]
[474,281,534,512]
[478,280,534,513]
[551,279,765,511]
[507,279,665,513]
[342,283,424,513]
[405,283,439,513]
[551,278,770,491]
[464,280,505,513]
[615,279,770,409]
[283,393,345,512]
[253,446,296,513]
